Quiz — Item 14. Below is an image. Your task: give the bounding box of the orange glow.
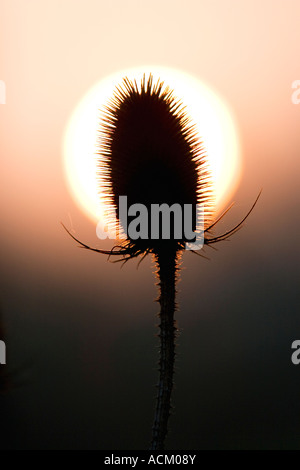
[63,66,242,223]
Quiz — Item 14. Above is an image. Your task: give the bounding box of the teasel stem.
[150,249,178,450]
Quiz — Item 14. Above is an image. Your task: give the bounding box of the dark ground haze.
[1,189,300,449]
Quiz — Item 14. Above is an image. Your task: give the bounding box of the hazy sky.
[1,0,300,449]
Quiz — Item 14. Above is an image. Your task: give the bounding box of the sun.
[63,66,242,224]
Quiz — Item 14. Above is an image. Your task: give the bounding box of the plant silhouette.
[63,73,260,450]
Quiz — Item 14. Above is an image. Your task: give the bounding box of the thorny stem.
[150,250,178,450]
[61,192,261,449]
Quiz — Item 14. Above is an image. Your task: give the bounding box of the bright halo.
[63,66,242,223]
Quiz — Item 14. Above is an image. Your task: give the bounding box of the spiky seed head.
[97,74,212,257]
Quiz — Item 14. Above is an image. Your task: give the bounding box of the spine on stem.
[150,250,178,450]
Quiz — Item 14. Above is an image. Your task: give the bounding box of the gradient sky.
[1,0,300,449]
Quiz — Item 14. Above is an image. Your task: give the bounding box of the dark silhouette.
[64,73,260,450]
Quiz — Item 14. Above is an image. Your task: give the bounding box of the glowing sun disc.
[63,66,242,223]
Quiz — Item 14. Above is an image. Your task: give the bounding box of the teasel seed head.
[97,74,213,258]
[63,73,260,261]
